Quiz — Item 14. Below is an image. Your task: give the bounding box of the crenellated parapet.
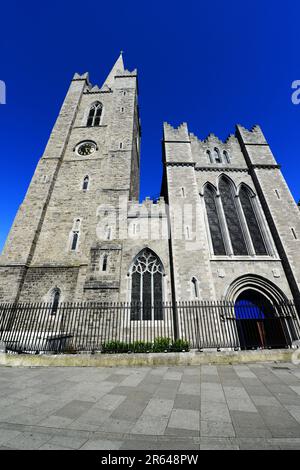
[127,197,167,219]
[163,122,190,142]
[189,128,245,168]
[236,124,268,145]
[72,72,90,84]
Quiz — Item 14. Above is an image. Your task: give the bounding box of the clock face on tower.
[76,141,96,156]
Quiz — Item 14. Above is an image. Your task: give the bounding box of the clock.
[76,141,96,156]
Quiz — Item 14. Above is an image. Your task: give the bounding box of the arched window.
[74,219,81,231]
[204,176,271,257]
[71,232,79,251]
[204,185,226,255]
[219,177,247,255]
[206,150,213,163]
[50,288,60,316]
[87,102,102,127]
[82,176,89,191]
[239,186,267,255]
[129,248,164,320]
[223,150,230,163]
[70,219,81,251]
[102,254,108,271]
[106,226,112,240]
[191,277,199,299]
[213,147,222,163]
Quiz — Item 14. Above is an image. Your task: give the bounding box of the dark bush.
[101,337,190,354]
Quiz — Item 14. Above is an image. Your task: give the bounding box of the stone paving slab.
[1,362,300,449]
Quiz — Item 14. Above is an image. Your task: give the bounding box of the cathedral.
[1,54,300,320]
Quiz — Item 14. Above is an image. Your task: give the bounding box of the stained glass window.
[204,185,226,255]
[219,177,248,255]
[239,186,267,255]
[130,249,164,320]
[87,102,102,127]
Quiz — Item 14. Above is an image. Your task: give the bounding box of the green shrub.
[101,341,129,353]
[131,341,152,353]
[152,336,171,352]
[101,337,190,354]
[170,339,190,352]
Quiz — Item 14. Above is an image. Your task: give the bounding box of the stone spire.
[101,52,124,89]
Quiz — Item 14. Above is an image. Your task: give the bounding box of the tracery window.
[219,177,248,255]
[203,176,270,257]
[130,249,164,320]
[204,185,226,255]
[87,102,102,127]
[239,186,267,255]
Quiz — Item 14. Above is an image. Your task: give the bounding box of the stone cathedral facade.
[1,54,300,317]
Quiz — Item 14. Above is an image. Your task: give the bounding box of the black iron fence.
[0,300,299,354]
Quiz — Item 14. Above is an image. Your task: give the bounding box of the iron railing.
[0,300,299,354]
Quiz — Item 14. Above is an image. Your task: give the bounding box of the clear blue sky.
[0,0,299,252]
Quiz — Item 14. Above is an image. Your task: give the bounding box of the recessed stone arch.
[224,274,288,304]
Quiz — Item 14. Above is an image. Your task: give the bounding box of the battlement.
[115,68,137,77]
[163,122,190,142]
[189,131,237,145]
[128,197,167,218]
[72,72,90,84]
[236,124,268,145]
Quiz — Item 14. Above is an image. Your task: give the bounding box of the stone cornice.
[84,281,120,290]
[73,125,108,129]
[243,142,269,146]
[164,140,191,144]
[195,166,248,173]
[91,244,122,251]
[250,164,281,170]
[0,263,88,269]
[83,90,112,94]
[165,162,195,167]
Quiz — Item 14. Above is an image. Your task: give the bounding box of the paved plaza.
[1,362,300,449]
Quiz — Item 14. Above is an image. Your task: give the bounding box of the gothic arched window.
[219,177,248,255]
[204,185,226,255]
[70,219,81,251]
[223,150,230,163]
[206,150,213,163]
[82,176,89,191]
[87,102,102,127]
[50,288,60,315]
[239,185,267,255]
[191,277,199,299]
[102,254,108,272]
[71,232,79,251]
[214,147,222,163]
[130,249,164,320]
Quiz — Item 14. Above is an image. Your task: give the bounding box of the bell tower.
[0,54,141,302]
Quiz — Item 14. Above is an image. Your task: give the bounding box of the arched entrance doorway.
[234,289,288,349]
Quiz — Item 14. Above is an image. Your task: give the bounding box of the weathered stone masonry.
[0,54,299,313]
